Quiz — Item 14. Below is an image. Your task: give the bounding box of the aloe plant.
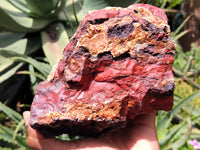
[161,13,200,150]
[156,91,200,150]
[0,101,29,149]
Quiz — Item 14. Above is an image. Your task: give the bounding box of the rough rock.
[30,4,176,137]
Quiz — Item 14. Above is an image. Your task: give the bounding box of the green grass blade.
[61,0,82,24]
[174,94,182,101]
[0,50,51,77]
[171,90,200,115]
[156,111,173,133]
[72,0,79,25]
[174,41,187,62]
[156,111,165,127]
[0,33,40,83]
[9,56,51,77]
[0,146,13,150]
[0,132,15,147]
[157,91,200,143]
[171,132,189,149]
[12,119,25,143]
[181,102,200,117]
[0,124,28,148]
[0,63,23,84]
[160,115,200,149]
[190,128,200,139]
[62,10,75,32]
[0,101,22,123]
[17,70,46,81]
[191,114,200,124]
[159,122,185,147]
[56,134,71,140]
[28,64,39,94]
[183,48,195,75]
[171,15,191,38]
[160,0,167,9]
[50,0,66,17]
[171,118,191,149]
[158,91,200,134]
[173,29,190,41]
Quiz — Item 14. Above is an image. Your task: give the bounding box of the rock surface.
[30,4,176,137]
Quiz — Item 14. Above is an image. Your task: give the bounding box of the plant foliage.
[0,0,200,149]
[0,101,29,149]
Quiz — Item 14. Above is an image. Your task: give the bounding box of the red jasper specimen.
[30,4,175,137]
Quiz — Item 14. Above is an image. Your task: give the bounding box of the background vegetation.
[0,0,200,149]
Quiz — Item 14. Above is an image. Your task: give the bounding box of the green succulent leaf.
[157,111,173,132]
[7,0,30,14]
[0,32,25,48]
[0,0,53,32]
[0,33,40,55]
[173,29,190,41]
[0,62,23,84]
[0,101,22,123]
[171,15,191,39]
[174,94,200,117]
[10,56,51,77]
[12,119,25,142]
[17,70,46,81]
[25,0,60,17]
[190,128,200,139]
[60,0,82,22]
[0,132,15,146]
[167,0,182,9]
[0,124,28,149]
[157,91,200,149]
[28,64,39,94]
[159,121,186,147]
[41,22,69,67]
[157,91,200,130]
[0,32,40,83]
[171,131,189,149]
[0,49,51,78]
[171,90,200,115]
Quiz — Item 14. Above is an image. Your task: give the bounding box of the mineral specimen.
[30,4,176,137]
